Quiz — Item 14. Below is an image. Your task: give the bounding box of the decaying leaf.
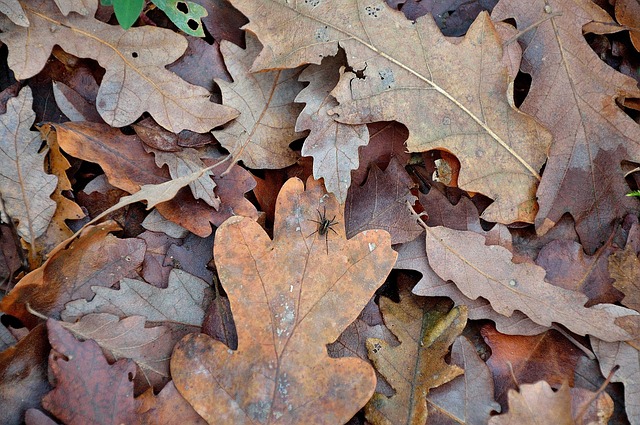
[42,319,139,425]
[62,269,213,327]
[229,0,552,224]
[424,225,635,341]
[492,0,640,253]
[171,178,397,424]
[296,53,369,204]
[0,221,145,327]
[0,87,57,245]
[136,381,207,425]
[212,33,305,169]
[0,0,238,132]
[609,243,640,311]
[365,287,467,425]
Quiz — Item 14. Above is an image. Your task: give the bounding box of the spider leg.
[328,226,338,236]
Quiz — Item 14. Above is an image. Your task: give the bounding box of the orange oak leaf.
[0,87,57,245]
[135,381,207,425]
[0,0,238,132]
[295,53,369,203]
[228,0,552,224]
[492,0,640,253]
[364,287,467,425]
[212,33,305,169]
[424,224,636,341]
[0,221,145,327]
[171,178,397,424]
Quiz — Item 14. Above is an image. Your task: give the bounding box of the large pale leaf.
[0,0,238,132]
[229,0,552,223]
[0,87,57,244]
[492,0,640,253]
[212,33,305,169]
[0,0,27,25]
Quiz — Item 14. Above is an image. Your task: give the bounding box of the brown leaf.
[166,37,232,93]
[0,324,51,425]
[62,269,213,327]
[492,0,640,253]
[426,336,501,424]
[213,33,305,169]
[424,225,634,341]
[296,53,369,203]
[346,158,421,244]
[364,289,467,425]
[136,381,207,425]
[60,314,174,393]
[0,0,238,132]
[42,319,139,425]
[488,381,573,425]
[171,177,397,424]
[0,221,145,327]
[482,324,583,409]
[616,0,640,52]
[609,243,640,311]
[0,87,57,245]
[134,117,215,152]
[196,0,247,47]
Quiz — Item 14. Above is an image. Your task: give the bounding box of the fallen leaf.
[167,37,231,93]
[0,87,57,245]
[171,177,397,424]
[134,117,215,152]
[141,209,189,239]
[609,243,640,311]
[487,381,572,425]
[136,381,207,425]
[0,0,238,132]
[352,121,409,187]
[53,0,91,16]
[492,0,640,253]
[0,221,145,327]
[137,230,182,287]
[424,225,635,341]
[345,158,421,245]
[296,53,369,204]
[61,269,213,327]
[60,314,174,392]
[426,336,501,424]
[42,319,139,425]
[212,33,305,169]
[197,0,247,47]
[481,324,583,408]
[616,0,640,52]
[0,324,51,425]
[0,0,28,26]
[364,288,467,425]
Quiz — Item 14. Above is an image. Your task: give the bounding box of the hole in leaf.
[187,19,199,31]
[176,1,188,13]
[512,71,531,108]
[131,52,138,58]
[1,314,24,329]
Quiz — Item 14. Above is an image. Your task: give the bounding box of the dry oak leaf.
[228,0,551,223]
[0,221,145,328]
[424,225,636,341]
[135,381,207,425]
[42,319,139,425]
[171,177,397,424]
[488,380,612,425]
[364,288,467,425]
[60,314,174,393]
[345,158,421,245]
[426,336,501,425]
[0,0,238,133]
[609,243,640,311]
[0,87,57,245]
[212,33,305,169]
[62,269,213,327]
[295,53,369,204]
[492,0,640,254]
[0,0,27,26]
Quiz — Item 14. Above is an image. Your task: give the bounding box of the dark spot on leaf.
[131,52,138,58]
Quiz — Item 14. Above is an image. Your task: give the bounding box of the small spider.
[307,206,338,254]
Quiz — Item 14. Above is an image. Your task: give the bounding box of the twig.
[574,365,619,423]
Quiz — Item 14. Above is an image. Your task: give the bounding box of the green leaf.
[152,0,207,37]
[627,190,640,197]
[112,0,144,30]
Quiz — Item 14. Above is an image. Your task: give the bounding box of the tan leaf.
[60,314,173,392]
[492,0,640,253]
[0,0,238,132]
[229,0,551,223]
[0,87,57,244]
[171,178,397,424]
[365,288,467,425]
[61,269,213,327]
[212,32,305,169]
[295,53,369,203]
[609,244,640,311]
[424,225,636,341]
[0,0,28,26]
[53,0,91,16]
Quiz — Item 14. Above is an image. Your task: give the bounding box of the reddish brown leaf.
[0,324,51,425]
[136,381,207,425]
[0,221,145,327]
[609,243,640,311]
[166,37,232,93]
[616,0,640,52]
[197,0,247,47]
[352,122,410,187]
[345,158,421,244]
[42,319,139,425]
[171,178,397,424]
